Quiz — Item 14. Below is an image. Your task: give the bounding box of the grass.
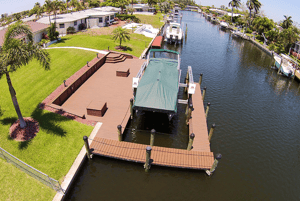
[0,158,56,201]
[51,33,152,57]
[135,12,165,28]
[0,48,96,200]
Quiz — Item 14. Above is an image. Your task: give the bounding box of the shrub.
[67,26,76,34]
[116,14,140,22]
[78,23,86,31]
[47,23,59,41]
[39,39,50,46]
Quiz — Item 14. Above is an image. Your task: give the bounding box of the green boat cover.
[133,58,179,113]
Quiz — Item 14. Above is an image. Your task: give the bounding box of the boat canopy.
[133,52,179,113]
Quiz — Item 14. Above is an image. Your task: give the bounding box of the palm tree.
[0,22,50,128]
[66,0,71,13]
[112,27,130,48]
[246,0,261,19]
[282,15,293,29]
[228,0,241,22]
[52,0,64,25]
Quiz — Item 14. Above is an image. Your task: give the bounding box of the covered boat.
[133,49,181,117]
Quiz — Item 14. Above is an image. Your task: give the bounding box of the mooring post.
[187,133,195,151]
[186,103,193,125]
[86,61,89,67]
[130,98,134,119]
[108,46,109,51]
[150,129,155,146]
[199,73,203,86]
[277,58,283,74]
[185,69,189,93]
[96,53,99,59]
[117,125,122,141]
[208,124,216,142]
[83,136,91,159]
[206,153,222,176]
[63,80,67,87]
[144,146,152,172]
[205,102,211,118]
[202,87,207,101]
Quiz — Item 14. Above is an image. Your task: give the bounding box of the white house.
[37,7,119,35]
[127,4,156,13]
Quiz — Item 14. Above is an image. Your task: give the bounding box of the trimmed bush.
[78,23,86,31]
[67,26,76,34]
[116,14,140,23]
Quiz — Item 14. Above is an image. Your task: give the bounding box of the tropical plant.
[278,27,300,52]
[67,26,76,34]
[281,15,293,29]
[44,0,54,24]
[246,0,261,19]
[228,0,241,22]
[47,23,59,40]
[111,27,130,47]
[0,22,50,128]
[252,16,275,34]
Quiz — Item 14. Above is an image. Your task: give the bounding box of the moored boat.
[273,53,296,77]
[220,21,229,29]
[165,22,183,44]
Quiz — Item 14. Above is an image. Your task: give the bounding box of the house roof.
[37,7,118,24]
[0,21,49,47]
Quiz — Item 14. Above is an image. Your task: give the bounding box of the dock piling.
[199,73,203,86]
[208,124,216,142]
[202,87,207,100]
[63,80,67,87]
[150,129,155,146]
[186,103,193,125]
[205,102,211,118]
[130,98,134,119]
[83,136,91,159]
[117,125,122,141]
[144,146,152,172]
[187,133,195,151]
[206,153,222,176]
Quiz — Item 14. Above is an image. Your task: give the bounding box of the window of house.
[99,17,103,23]
[59,24,65,28]
[74,21,77,26]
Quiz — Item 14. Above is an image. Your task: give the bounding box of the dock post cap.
[117,125,122,129]
[203,86,207,89]
[212,123,216,128]
[130,98,133,102]
[190,133,195,139]
[146,146,152,151]
[216,153,222,160]
[151,129,156,133]
[207,102,211,106]
[189,103,193,108]
[83,136,88,140]
[200,73,203,75]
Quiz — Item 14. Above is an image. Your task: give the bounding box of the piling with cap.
[117,125,122,141]
[199,73,203,86]
[187,133,195,151]
[144,146,152,172]
[205,102,211,118]
[63,80,67,87]
[130,98,134,119]
[150,129,155,146]
[202,87,207,100]
[206,153,222,176]
[208,124,216,142]
[83,136,91,159]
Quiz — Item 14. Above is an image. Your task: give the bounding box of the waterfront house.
[0,21,49,48]
[37,7,119,35]
[127,4,156,13]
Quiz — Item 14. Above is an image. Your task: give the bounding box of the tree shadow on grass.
[0,117,17,126]
[0,106,3,116]
[32,104,75,137]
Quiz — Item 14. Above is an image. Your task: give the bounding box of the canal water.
[66,11,300,200]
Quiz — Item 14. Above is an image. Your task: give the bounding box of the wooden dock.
[46,52,215,171]
[189,83,211,152]
[152,36,163,48]
[91,137,214,170]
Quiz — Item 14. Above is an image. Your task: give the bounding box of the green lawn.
[0,158,56,201]
[135,13,165,28]
[51,33,152,57]
[0,48,95,200]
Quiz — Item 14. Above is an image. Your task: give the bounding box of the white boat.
[134,24,159,38]
[231,30,243,38]
[220,21,229,29]
[165,22,183,43]
[273,54,295,77]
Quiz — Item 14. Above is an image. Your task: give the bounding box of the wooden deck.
[189,83,211,152]
[90,137,214,170]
